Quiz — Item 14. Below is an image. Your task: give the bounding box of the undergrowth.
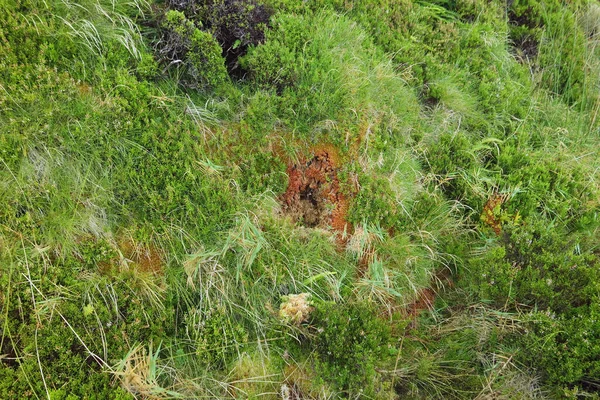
[1,0,599,398]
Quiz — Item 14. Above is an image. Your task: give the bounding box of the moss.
[185,306,249,368]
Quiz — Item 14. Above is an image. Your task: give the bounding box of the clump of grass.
[113,342,182,398]
[54,0,148,59]
[241,10,419,141]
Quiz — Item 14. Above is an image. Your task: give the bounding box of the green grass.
[1,0,599,398]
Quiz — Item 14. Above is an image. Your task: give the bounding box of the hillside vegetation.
[1,0,599,398]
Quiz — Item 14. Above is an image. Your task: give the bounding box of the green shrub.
[135,52,159,80]
[309,301,394,397]
[159,10,228,89]
[519,304,600,387]
[466,218,598,309]
[462,215,600,390]
[167,0,272,74]
[236,152,287,194]
[193,0,272,74]
[241,11,418,139]
[494,139,596,225]
[347,173,398,228]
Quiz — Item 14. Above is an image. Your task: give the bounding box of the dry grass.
[113,343,183,399]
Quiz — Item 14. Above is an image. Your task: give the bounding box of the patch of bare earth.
[281,147,351,240]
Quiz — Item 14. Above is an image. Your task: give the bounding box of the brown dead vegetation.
[481,193,509,235]
[98,237,164,276]
[281,146,351,239]
[119,239,164,276]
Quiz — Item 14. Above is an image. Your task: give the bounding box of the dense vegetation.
[1,0,599,398]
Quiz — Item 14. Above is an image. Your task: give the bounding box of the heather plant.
[166,0,272,74]
[308,301,394,397]
[158,10,228,89]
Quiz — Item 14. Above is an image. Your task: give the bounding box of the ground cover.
[1,0,599,398]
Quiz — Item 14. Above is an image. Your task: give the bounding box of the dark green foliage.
[508,0,544,60]
[467,219,600,312]
[159,10,228,88]
[236,152,287,194]
[240,13,306,90]
[463,217,600,389]
[496,147,594,224]
[166,0,272,75]
[241,12,358,130]
[310,301,394,397]
[520,304,600,387]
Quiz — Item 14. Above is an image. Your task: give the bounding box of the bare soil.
[281,147,350,237]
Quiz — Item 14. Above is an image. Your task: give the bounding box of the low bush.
[158,10,228,89]
[309,301,394,397]
[165,0,272,75]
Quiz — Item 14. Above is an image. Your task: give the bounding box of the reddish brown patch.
[407,288,436,318]
[281,147,351,239]
[98,238,164,276]
[405,268,454,326]
[119,239,164,276]
[77,82,92,95]
[481,193,509,235]
[97,259,114,275]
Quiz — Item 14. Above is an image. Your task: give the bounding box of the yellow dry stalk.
[112,343,180,399]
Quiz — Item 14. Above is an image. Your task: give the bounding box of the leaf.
[83,303,94,317]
